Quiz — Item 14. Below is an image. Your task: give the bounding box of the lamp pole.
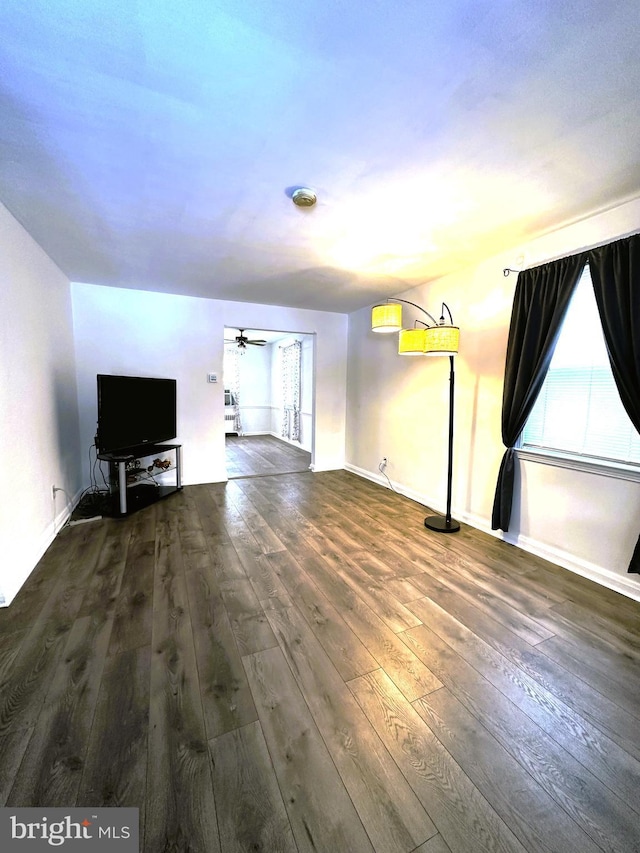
[424,355,460,532]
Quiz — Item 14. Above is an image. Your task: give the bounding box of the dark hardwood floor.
[225,434,311,479]
[1,470,639,852]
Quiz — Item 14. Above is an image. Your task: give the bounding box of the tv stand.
[98,443,182,516]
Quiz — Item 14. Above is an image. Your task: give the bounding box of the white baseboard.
[344,462,439,508]
[1,489,79,607]
[345,463,640,603]
[467,514,640,603]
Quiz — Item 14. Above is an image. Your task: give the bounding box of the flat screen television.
[96,374,177,456]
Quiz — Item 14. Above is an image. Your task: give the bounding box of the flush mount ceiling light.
[292,187,317,207]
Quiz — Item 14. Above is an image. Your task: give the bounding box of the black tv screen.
[97,374,177,455]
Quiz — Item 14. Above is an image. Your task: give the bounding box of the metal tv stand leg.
[117,460,128,515]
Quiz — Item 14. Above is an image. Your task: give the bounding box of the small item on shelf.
[103,443,181,516]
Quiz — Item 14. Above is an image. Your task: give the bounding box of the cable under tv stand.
[98,443,182,516]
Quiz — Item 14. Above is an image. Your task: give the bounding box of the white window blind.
[521,266,640,466]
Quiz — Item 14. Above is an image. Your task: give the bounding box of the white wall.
[346,197,640,601]
[0,203,82,605]
[71,284,347,485]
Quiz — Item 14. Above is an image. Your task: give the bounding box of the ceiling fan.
[224,329,267,349]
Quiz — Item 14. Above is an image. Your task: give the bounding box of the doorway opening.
[223,327,314,479]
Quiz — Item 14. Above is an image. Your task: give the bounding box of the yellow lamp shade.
[372,303,402,333]
[424,325,460,356]
[398,328,427,355]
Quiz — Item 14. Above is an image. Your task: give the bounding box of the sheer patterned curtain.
[225,345,243,435]
[281,340,301,442]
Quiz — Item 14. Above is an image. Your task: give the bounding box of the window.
[520,265,640,473]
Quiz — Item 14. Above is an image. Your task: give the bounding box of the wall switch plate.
[207,372,218,383]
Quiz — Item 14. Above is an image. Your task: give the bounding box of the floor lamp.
[371,298,460,533]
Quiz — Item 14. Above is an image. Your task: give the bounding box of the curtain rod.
[502,229,640,278]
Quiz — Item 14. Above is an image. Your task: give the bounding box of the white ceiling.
[1,0,639,313]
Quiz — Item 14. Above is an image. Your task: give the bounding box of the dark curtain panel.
[588,234,640,573]
[491,253,587,531]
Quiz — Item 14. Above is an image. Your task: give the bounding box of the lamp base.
[424,515,460,533]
